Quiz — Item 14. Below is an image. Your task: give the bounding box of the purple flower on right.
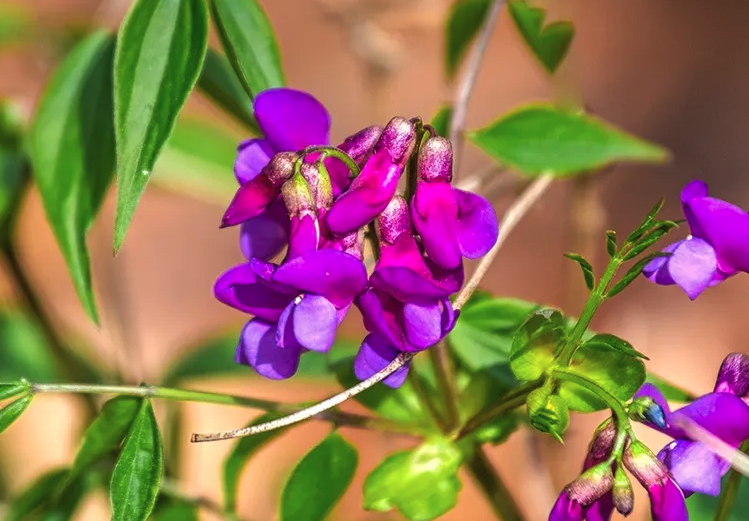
[644,180,749,299]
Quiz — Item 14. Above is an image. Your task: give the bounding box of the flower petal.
[354,333,410,388]
[643,241,682,286]
[371,266,458,303]
[411,181,461,269]
[715,352,749,401]
[235,138,274,184]
[549,494,584,521]
[239,198,289,261]
[658,440,727,496]
[272,250,368,308]
[585,493,615,521]
[685,196,749,273]
[670,392,749,447]
[286,214,319,260]
[402,301,444,350]
[453,188,500,259]
[236,319,302,380]
[355,289,402,347]
[633,384,673,433]
[254,88,331,151]
[292,295,338,352]
[681,179,709,237]
[667,237,718,299]
[648,478,688,521]
[214,263,294,321]
[221,174,279,227]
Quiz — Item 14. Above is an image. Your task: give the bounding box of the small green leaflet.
[508,0,574,74]
[444,0,490,79]
[197,48,258,131]
[0,393,32,435]
[468,104,669,177]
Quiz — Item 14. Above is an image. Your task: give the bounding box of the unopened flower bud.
[417,136,453,183]
[281,173,315,218]
[339,125,384,165]
[301,161,333,212]
[336,228,365,259]
[376,196,411,246]
[623,440,668,489]
[565,462,614,507]
[612,465,634,515]
[265,152,297,187]
[527,387,569,442]
[715,352,749,402]
[629,396,668,429]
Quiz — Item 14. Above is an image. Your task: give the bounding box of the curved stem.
[429,343,461,432]
[713,440,749,521]
[458,379,543,439]
[551,369,630,425]
[301,146,360,177]
[466,446,525,521]
[29,381,417,437]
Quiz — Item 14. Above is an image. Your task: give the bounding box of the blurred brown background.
[1,0,748,519]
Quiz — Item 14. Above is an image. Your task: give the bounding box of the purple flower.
[644,180,749,299]
[353,196,462,388]
[326,117,417,236]
[214,248,367,379]
[411,136,499,269]
[634,352,749,496]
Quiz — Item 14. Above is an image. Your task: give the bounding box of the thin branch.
[449,0,507,172]
[453,175,554,310]
[429,343,461,431]
[466,446,525,521]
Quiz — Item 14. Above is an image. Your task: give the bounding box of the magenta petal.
[236,319,302,380]
[411,181,461,269]
[686,196,749,273]
[371,266,456,303]
[221,174,279,227]
[715,353,749,400]
[239,199,289,261]
[402,301,444,350]
[549,494,584,521]
[286,214,319,260]
[585,493,614,521]
[354,333,410,388]
[453,188,499,259]
[668,238,718,299]
[634,383,673,434]
[648,478,688,521]
[681,180,710,237]
[355,290,400,346]
[292,295,338,352]
[254,88,331,151]
[214,264,294,321]
[272,250,367,308]
[235,139,274,184]
[658,440,727,496]
[670,392,749,447]
[643,241,681,285]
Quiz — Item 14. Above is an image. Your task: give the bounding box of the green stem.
[713,440,749,521]
[408,370,448,431]
[429,343,461,432]
[301,146,360,177]
[458,379,543,439]
[1,246,98,415]
[29,381,417,436]
[552,369,630,426]
[558,256,621,366]
[466,446,525,521]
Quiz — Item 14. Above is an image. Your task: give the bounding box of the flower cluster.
[644,180,749,299]
[214,88,499,386]
[551,352,749,521]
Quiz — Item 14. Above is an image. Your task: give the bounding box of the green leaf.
[223,413,287,514]
[687,475,749,521]
[509,308,566,381]
[468,104,669,177]
[0,382,30,401]
[0,3,31,48]
[0,393,31,434]
[449,297,537,381]
[364,438,462,521]
[473,413,519,445]
[150,501,198,521]
[197,48,258,131]
[70,396,142,481]
[559,339,646,412]
[444,0,491,79]
[114,0,209,252]
[332,357,432,428]
[0,151,26,236]
[508,0,574,74]
[564,252,595,291]
[0,310,60,381]
[605,230,617,257]
[209,0,285,97]
[625,197,664,244]
[582,333,648,360]
[527,388,569,441]
[606,251,670,298]
[280,432,358,521]
[162,332,243,385]
[29,31,116,323]
[4,468,68,521]
[621,220,678,261]
[110,400,164,521]
[646,373,695,403]
[36,470,99,521]
[430,105,453,138]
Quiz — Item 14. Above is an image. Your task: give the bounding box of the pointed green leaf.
[508,0,574,73]
[0,382,29,401]
[0,310,60,381]
[150,501,199,521]
[114,0,208,252]
[430,105,453,138]
[4,468,68,521]
[0,151,26,239]
[0,393,31,434]
[564,252,595,291]
[209,0,285,97]
[70,396,142,481]
[468,104,669,177]
[197,48,258,132]
[110,400,163,521]
[509,308,566,381]
[29,31,116,322]
[223,412,287,513]
[624,197,665,244]
[444,0,491,79]
[606,251,671,298]
[280,432,358,521]
[621,220,678,261]
[582,333,648,360]
[605,230,617,257]
[645,373,695,403]
[364,439,462,521]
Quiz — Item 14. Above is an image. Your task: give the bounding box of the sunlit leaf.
[646,373,695,403]
[0,393,31,435]
[4,468,68,521]
[508,0,574,73]
[114,0,208,252]
[197,48,258,131]
[509,308,566,381]
[444,0,490,79]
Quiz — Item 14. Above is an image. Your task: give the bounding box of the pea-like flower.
[353,196,463,388]
[644,180,749,299]
[634,352,749,496]
[411,136,499,269]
